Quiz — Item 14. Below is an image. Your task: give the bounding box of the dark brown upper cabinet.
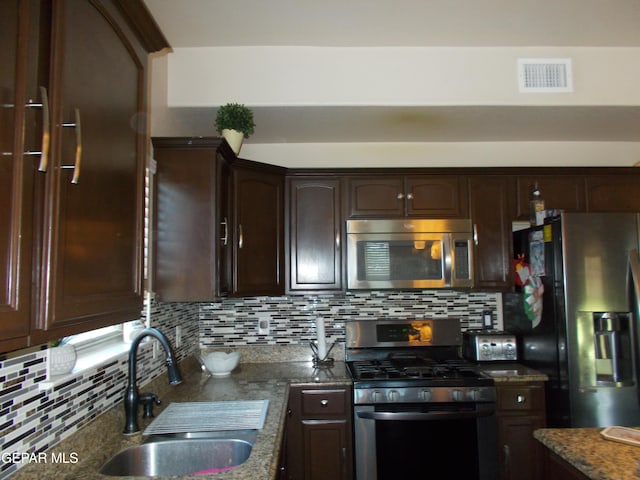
[516,170,640,220]
[0,0,38,352]
[152,142,285,300]
[468,175,515,291]
[231,160,286,296]
[1,0,167,351]
[585,174,640,212]
[152,138,233,302]
[515,175,585,220]
[287,177,343,292]
[347,175,468,218]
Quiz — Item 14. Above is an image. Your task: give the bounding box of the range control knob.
[467,388,480,401]
[387,390,400,402]
[371,390,382,403]
[451,389,465,402]
[419,389,432,402]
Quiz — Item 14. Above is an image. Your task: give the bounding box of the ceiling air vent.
[517,58,573,93]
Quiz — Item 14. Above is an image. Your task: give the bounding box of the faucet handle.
[139,393,161,419]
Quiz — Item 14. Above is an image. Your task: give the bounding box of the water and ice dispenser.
[593,312,633,386]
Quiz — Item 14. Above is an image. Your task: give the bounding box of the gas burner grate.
[349,358,484,382]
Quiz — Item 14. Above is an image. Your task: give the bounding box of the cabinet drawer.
[301,389,347,416]
[497,384,545,412]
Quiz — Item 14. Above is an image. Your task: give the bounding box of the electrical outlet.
[482,310,493,329]
[152,339,159,359]
[258,319,269,335]
[175,326,182,348]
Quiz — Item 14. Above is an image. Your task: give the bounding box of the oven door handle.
[356,409,493,421]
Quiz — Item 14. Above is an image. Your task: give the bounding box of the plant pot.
[49,344,77,376]
[221,128,245,155]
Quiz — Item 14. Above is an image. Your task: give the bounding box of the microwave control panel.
[453,240,471,280]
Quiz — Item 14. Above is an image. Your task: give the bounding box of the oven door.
[353,402,498,480]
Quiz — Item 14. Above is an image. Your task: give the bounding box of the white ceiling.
[145,0,640,48]
[143,0,640,143]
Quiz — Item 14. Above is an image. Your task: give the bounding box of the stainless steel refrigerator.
[511,212,640,428]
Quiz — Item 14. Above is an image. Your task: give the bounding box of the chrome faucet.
[123,327,182,434]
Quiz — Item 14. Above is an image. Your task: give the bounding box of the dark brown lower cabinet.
[496,382,547,480]
[542,449,591,480]
[285,385,353,480]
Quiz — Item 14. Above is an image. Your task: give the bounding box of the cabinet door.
[348,177,404,217]
[497,383,547,480]
[515,176,585,220]
[0,0,40,351]
[152,138,233,301]
[288,178,342,291]
[286,386,353,480]
[301,420,351,480]
[153,141,224,301]
[34,0,146,338]
[232,165,284,296]
[469,176,515,290]
[585,174,640,212]
[498,415,546,480]
[543,450,591,480]
[406,175,468,217]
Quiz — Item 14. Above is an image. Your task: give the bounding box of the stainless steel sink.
[99,431,256,477]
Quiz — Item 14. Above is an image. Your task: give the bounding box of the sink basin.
[100,431,256,477]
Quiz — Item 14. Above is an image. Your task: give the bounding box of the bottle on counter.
[530,183,545,226]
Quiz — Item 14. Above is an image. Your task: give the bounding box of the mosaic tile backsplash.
[199,290,499,348]
[0,290,497,479]
[0,302,198,480]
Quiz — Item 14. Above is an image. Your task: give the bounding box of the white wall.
[239,141,640,169]
[167,46,640,107]
[149,46,640,167]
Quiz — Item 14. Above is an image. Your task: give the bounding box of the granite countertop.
[9,350,544,480]
[535,427,640,480]
[480,363,549,383]
[11,357,351,480]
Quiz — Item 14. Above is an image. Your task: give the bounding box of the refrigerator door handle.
[628,249,640,397]
[629,249,640,311]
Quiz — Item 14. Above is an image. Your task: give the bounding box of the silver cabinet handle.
[516,394,526,404]
[61,108,82,184]
[23,86,51,172]
[238,224,244,249]
[503,444,510,466]
[220,217,228,246]
[406,193,414,200]
[320,399,329,407]
[335,231,340,249]
[396,193,405,200]
[473,223,479,246]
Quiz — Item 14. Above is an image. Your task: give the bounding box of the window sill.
[39,341,131,390]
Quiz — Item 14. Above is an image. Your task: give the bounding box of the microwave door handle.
[444,238,453,285]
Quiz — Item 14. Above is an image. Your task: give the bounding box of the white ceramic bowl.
[203,351,240,376]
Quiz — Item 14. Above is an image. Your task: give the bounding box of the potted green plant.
[215,102,256,155]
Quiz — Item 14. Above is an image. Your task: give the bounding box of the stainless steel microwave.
[346,219,474,289]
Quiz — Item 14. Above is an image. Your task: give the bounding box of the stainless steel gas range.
[345,318,498,480]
